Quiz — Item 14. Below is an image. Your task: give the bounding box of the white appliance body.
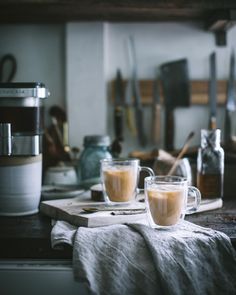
[0,155,42,216]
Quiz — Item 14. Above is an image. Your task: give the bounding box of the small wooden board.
[40,192,147,228]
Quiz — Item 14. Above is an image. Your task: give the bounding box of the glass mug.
[144,176,201,228]
[101,158,154,204]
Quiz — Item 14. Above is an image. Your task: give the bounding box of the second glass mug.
[144,176,201,228]
[100,158,154,204]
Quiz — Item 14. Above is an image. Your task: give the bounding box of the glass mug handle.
[137,166,155,195]
[186,186,201,214]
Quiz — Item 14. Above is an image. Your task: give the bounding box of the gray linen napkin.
[51,220,236,295]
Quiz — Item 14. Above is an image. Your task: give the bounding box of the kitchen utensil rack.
[110,80,228,105]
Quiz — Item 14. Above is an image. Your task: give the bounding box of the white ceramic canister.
[44,166,78,186]
[0,154,42,216]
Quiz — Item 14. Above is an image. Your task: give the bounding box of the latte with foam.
[147,185,185,226]
[103,166,137,202]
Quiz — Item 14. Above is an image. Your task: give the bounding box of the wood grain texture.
[0,1,236,23]
[151,103,161,144]
[110,79,227,105]
[0,213,72,259]
[40,197,146,227]
[0,199,235,259]
[186,199,236,245]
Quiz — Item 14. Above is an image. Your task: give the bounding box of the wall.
[104,22,236,154]
[65,23,107,150]
[0,22,235,155]
[0,24,65,127]
[106,22,231,80]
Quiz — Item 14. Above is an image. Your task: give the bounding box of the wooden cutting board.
[40,191,223,228]
[40,192,147,228]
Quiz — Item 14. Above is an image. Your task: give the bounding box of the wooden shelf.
[110,80,228,105]
[0,1,235,46]
[0,1,236,23]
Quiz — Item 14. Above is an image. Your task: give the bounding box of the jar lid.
[84,135,110,147]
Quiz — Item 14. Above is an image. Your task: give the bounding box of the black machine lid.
[0,82,45,88]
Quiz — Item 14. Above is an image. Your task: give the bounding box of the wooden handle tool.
[167,131,195,176]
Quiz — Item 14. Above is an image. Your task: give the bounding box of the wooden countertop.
[186,199,236,245]
[0,199,235,259]
[0,213,72,259]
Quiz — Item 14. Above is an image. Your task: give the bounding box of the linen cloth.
[51,220,236,295]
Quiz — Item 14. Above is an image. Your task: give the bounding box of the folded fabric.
[51,220,236,295]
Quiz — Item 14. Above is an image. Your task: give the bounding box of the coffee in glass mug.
[101,159,154,204]
[145,176,201,227]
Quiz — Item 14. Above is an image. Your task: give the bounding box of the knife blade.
[82,207,146,214]
[114,69,124,141]
[152,75,161,145]
[209,52,217,130]
[128,36,147,146]
[224,50,236,143]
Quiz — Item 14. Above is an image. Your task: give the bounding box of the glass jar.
[77,135,112,189]
[197,129,224,199]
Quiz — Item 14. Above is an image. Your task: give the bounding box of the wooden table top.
[0,198,235,259]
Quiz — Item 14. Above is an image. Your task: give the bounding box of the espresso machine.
[0,83,49,216]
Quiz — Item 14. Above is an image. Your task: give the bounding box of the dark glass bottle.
[197,129,224,199]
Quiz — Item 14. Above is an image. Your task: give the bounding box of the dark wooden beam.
[0,1,236,23]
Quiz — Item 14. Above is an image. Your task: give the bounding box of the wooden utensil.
[167,131,195,176]
[151,75,161,145]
